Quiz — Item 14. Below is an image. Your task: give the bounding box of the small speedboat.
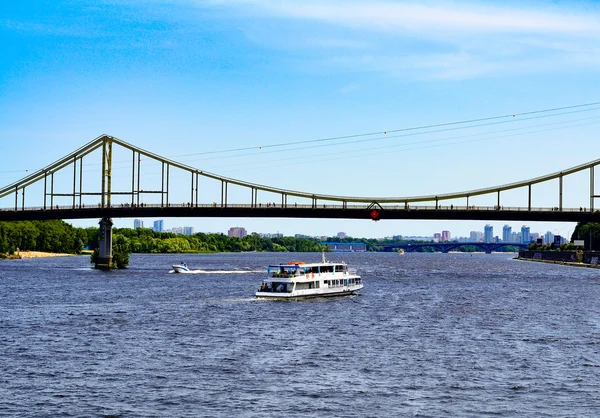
[172,262,190,273]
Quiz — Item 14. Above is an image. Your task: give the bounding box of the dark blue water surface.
[1,252,600,417]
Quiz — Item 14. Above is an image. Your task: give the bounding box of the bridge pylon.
[95,217,114,269]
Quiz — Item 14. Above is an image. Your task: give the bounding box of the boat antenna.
[321,249,326,263]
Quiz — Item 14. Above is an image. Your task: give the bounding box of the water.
[1,252,600,417]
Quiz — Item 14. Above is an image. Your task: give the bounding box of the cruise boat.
[255,252,363,299]
[172,262,190,273]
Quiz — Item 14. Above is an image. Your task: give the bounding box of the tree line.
[0,220,88,255]
[111,228,325,253]
[0,221,325,256]
[4,220,593,257]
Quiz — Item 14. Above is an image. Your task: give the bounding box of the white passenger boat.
[172,262,190,273]
[255,252,363,299]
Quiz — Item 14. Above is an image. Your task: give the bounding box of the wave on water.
[210,298,261,303]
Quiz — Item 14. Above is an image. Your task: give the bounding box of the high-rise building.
[441,231,451,242]
[165,226,195,235]
[521,225,531,243]
[228,227,247,238]
[502,225,512,242]
[433,233,442,242]
[337,232,347,238]
[544,231,554,245]
[134,219,143,229]
[484,224,493,243]
[470,231,483,242]
[153,220,164,232]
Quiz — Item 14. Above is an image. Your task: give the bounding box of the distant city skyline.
[128,219,570,244]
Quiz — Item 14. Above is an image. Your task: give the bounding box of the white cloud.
[200,0,600,79]
[203,0,600,34]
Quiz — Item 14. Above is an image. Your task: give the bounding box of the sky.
[1,0,600,239]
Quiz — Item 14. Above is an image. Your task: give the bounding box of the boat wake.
[168,269,263,274]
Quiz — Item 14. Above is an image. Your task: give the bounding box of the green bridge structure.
[1,135,599,266]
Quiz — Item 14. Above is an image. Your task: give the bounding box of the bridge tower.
[95,217,114,269]
[101,137,112,208]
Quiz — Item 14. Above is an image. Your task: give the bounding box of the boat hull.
[256,286,362,300]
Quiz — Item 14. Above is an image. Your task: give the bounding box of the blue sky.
[2,0,600,239]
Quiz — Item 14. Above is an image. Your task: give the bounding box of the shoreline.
[3,251,79,259]
[516,257,600,269]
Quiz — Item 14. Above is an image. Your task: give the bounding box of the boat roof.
[268,261,346,268]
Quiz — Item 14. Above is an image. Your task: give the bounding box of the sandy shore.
[16,251,77,258]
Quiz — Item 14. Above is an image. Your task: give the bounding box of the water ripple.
[1,252,600,416]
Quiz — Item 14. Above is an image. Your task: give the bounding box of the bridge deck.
[1,203,598,222]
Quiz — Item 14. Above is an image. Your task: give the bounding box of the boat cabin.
[258,261,362,295]
[268,262,349,279]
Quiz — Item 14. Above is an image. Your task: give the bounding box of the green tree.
[112,234,131,268]
[572,221,600,251]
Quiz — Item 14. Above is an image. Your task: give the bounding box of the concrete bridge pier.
[95,217,114,269]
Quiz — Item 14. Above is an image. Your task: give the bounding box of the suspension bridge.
[1,134,599,266]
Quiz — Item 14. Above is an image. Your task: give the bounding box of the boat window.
[270,266,303,278]
[335,265,345,272]
[315,281,320,289]
[260,282,291,293]
[321,266,333,273]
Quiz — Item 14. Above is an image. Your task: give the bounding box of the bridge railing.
[0,203,593,212]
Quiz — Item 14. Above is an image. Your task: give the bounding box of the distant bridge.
[378,242,529,254]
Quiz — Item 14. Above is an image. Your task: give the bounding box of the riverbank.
[1,251,78,259]
[517,249,600,269]
[516,257,600,269]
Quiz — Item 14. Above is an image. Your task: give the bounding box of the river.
[1,252,599,417]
